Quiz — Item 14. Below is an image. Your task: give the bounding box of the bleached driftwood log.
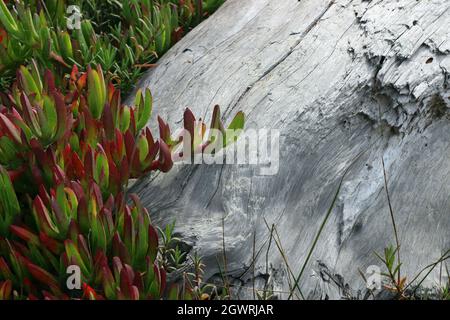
[128,0,450,299]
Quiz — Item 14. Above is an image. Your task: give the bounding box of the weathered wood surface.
[128,0,450,299]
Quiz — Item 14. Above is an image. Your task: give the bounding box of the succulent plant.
[0,0,238,301]
[0,61,243,300]
[0,0,225,94]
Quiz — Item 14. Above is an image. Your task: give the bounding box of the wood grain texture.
[128,0,450,299]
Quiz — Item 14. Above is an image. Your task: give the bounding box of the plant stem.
[288,149,367,299]
[381,157,401,285]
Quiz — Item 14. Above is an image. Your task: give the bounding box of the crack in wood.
[223,0,337,119]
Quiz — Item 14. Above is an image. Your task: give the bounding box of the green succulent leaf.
[0,166,20,236]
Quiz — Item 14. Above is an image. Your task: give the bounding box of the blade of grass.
[221,216,230,298]
[252,230,256,300]
[404,249,450,295]
[263,224,275,299]
[288,149,367,299]
[262,218,304,299]
[381,157,401,284]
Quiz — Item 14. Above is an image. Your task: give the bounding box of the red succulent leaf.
[0,92,11,108]
[119,267,134,299]
[44,69,56,93]
[50,51,70,68]
[0,257,13,279]
[210,104,223,131]
[183,108,195,148]
[67,219,80,243]
[82,283,99,300]
[159,267,167,295]
[93,251,108,269]
[148,225,158,263]
[110,90,121,123]
[10,225,40,246]
[112,233,131,265]
[10,107,24,123]
[119,157,130,187]
[130,108,137,136]
[133,271,144,293]
[33,196,59,236]
[70,65,79,83]
[104,195,114,211]
[77,234,92,267]
[129,194,143,214]
[71,151,85,179]
[84,147,94,180]
[0,28,7,44]
[144,127,155,149]
[119,241,131,265]
[77,73,87,91]
[112,233,123,260]
[114,192,125,216]
[29,139,48,167]
[124,130,135,162]
[102,103,115,140]
[83,106,99,143]
[114,129,125,160]
[11,240,29,256]
[31,165,45,188]
[131,145,142,175]
[0,113,22,144]
[26,262,60,294]
[90,181,103,208]
[8,167,25,183]
[123,207,134,253]
[39,232,63,254]
[63,144,72,166]
[123,264,135,282]
[101,265,116,299]
[110,257,123,288]
[53,91,68,140]
[52,165,67,187]
[107,82,115,103]
[152,264,164,296]
[50,198,66,227]
[130,286,139,300]
[157,116,171,144]
[65,90,77,105]
[172,26,184,43]
[0,280,12,300]
[157,139,173,173]
[107,158,121,194]
[69,181,84,201]
[99,207,114,236]
[77,196,89,234]
[20,93,40,134]
[144,139,159,169]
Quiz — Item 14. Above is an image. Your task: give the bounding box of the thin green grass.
[288,149,368,299]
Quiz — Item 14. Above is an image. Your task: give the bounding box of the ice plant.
[0,62,244,300]
[0,0,225,93]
